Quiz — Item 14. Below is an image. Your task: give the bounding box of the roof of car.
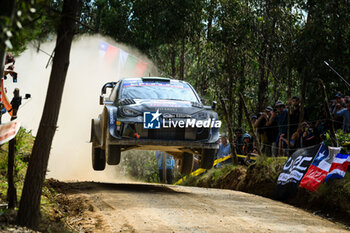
[120,77,185,83]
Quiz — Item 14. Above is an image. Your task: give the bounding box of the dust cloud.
[5,35,157,182]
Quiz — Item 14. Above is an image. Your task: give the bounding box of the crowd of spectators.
[216,93,350,162]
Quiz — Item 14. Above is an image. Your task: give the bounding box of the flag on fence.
[105,45,119,64]
[325,153,350,181]
[98,41,109,58]
[99,41,149,77]
[275,144,320,200]
[299,144,341,192]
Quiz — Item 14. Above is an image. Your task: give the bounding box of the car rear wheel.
[179,152,194,175]
[200,149,217,169]
[107,145,121,165]
[92,142,106,171]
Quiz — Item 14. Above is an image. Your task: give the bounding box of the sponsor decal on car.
[143,109,221,129]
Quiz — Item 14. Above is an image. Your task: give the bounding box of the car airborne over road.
[90,77,221,174]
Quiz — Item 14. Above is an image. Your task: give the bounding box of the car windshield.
[120,80,199,102]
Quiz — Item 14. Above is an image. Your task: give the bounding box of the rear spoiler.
[141,77,170,82]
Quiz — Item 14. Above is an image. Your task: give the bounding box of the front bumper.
[107,137,219,149]
[112,118,218,143]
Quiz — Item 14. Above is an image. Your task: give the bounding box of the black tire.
[200,149,217,169]
[92,143,106,171]
[107,145,121,165]
[179,152,194,175]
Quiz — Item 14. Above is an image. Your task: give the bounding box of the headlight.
[193,111,209,120]
[121,107,141,116]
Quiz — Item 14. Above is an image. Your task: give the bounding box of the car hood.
[131,99,203,115]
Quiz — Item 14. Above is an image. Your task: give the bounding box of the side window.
[109,81,120,102]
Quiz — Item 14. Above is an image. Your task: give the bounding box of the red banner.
[134,60,148,77]
[104,45,119,64]
[0,78,13,116]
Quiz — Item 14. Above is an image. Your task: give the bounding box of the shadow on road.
[47,179,188,195]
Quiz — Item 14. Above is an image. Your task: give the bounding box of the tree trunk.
[179,36,185,80]
[257,46,268,112]
[206,0,214,40]
[237,57,246,127]
[171,43,176,78]
[319,79,337,146]
[299,73,306,123]
[240,93,262,156]
[7,137,17,209]
[219,96,238,164]
[16,0,78,228]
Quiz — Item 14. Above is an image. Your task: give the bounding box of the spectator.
[345,96,350,102]
[334,100,350,133]
[242,133,254,155]
[279,122,305,156]
[10,88,22,120]
[155,151,175,184]
[241,133,257,166]
[234,128,244,155]
[332,93,345,130]
[216,134,231,168]
[268,101,288,156]
[251,115,258,126]
[301,122,318,147]
[254,110,269,155]
[315,105,328,140]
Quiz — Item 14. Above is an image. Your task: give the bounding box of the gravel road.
[51,181,349,233]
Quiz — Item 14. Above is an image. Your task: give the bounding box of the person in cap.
[332,93,345,130]
[267,100,288,156]
[215,134,231,168]
[234,128,244,155]
[241,133,257,165]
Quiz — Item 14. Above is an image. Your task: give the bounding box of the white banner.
[0,120,21,145]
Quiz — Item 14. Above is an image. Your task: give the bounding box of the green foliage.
[324,129,350,153]
[121,150,160,183]
[0,127,34,204]
[88,0,350,131]
[1,1,44,54]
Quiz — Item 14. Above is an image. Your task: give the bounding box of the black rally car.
[90,77,220,174]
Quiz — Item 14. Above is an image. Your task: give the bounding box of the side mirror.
[211,101,217,110]
[24,93,31,99]
[100,95,104,105]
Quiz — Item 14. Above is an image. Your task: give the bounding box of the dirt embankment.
[47,179,349,233]
[181,161,350,226]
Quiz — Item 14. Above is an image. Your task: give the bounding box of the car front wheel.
[107,145,121,165]
[92,142,106,171]
[200,149,217,169]
[179,152,194,175]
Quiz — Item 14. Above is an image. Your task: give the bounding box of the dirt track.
[50,181,349,233]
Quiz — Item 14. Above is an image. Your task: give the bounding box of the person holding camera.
[334,100,350,133]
